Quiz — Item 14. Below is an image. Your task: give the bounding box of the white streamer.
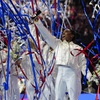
[89,0,100,18]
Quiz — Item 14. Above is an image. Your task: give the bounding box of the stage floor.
[20,93,100,100]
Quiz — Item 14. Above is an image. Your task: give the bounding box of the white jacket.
[35,20,92,80]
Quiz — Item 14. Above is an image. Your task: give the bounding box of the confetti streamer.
[3,31,11,90]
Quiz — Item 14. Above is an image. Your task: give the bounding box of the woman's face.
[61,30,74,42]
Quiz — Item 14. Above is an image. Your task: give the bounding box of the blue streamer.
[57,0,61,38]
[93,10,100,54]
[0,0,5,26]
[51,15,56,36]
[3,31,11,90]
[41,0,45,4]
[93,11,100,39]
[27,39,38,92]
[81,0,93,29]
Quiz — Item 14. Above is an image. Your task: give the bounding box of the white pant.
[55,66,81,100]
[6,75,20,100]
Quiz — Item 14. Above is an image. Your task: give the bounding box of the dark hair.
[62,28,75,36]
[64,28,81,44]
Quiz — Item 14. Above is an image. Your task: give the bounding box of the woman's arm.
[34,19,60,50]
